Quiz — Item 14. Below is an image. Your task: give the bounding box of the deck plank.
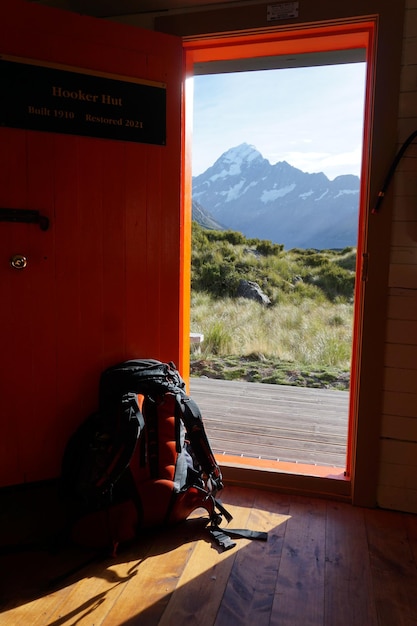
[189,378,349,467]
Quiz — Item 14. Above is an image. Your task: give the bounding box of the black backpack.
[62,359,267,552]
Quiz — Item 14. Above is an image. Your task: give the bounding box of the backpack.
[62,359,267,553]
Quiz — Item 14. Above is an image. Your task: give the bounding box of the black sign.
[0,55,166,145]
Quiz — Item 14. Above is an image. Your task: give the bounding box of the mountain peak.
[192,143,360,249]
[221,143,264,164]
[208,143,266,178]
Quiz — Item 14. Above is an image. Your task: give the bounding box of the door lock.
[10,254,28,270]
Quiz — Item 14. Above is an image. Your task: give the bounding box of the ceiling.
[31,0,247,18]
[30,0,366,73]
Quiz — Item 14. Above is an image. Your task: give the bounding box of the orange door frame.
[182,19,376,491]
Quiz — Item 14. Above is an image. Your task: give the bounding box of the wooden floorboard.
[189,378,349,468]
[1,482,416,626]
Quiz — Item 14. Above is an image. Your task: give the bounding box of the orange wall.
[0,1,184,486]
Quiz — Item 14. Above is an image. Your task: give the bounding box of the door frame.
[180,16,393,505]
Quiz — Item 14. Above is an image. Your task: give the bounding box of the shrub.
[255,240,284,256]
[206,229,247,246]
[203,321,233,355]
[311,264,355,301]
[191,221,356,303]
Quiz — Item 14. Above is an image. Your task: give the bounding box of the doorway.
[183,21,375,482]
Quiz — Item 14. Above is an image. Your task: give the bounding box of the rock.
[237,279,271,305]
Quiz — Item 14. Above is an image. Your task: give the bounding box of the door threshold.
[218,454,351,501]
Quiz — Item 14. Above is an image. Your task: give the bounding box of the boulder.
[237,279,271,305]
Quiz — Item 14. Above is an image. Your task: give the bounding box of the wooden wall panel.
[124,143,150,359]
[386,319,417,344]
[379,0,417,513]
[0,129,30,484]
[383,366,417,392]
[381,413,417,441]
[0,1,183,485]
[384,342,417,369]
[21,133,58,481]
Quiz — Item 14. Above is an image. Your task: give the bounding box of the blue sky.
[191,62,367,181]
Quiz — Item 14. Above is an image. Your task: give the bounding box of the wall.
[378,0,417,513]
[0,2,185,486]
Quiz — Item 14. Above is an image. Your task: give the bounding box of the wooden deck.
[189,378,349,469]
[1,482,416,626]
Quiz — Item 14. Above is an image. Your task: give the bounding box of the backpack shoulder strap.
[175,392,223,493]
[100,392,144,497]
[62,391,144,507]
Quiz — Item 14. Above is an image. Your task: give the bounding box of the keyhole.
[10,254,27,270]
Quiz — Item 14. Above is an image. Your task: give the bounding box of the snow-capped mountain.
[192,143,360,249]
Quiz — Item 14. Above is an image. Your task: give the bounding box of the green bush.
[191,221,356,303]
[310,264,355,301]
[255,240,284,256]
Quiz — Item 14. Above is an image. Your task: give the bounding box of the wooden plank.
[405,512,417,564]
[386,318,417,344]
[392,169,417,196]
[389,246,417,266]
[203,412,347,440]
[158,487,256,626]
[389,263,417,289]
[2,484,417,624]
[381,413,417,441]
[190,378,348,466]
[383,366,417,393]
[324,502,378,626]
[210,437,345,467]
[390,220,417,248]
[366,508,417,626]
[382,390,417,418]
[384,342,417,370]
[387,290,417,319]
[270,496,326,626]
[0,128,30,485]
[377,484,417,515]
[214,490,291,626]
[379,459,417,491]
[99,525,198,625]
[379,439,417,466]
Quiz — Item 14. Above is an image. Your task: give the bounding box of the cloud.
[274,147,363,179]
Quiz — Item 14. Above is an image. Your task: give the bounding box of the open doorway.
[183,22,374,482]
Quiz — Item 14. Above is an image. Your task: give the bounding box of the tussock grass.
[190,223,355,387]
[191,292,353,369]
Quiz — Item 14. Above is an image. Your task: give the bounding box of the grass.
[190,223,355,390]
[190,292,353,390]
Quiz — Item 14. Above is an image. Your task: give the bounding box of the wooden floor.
[1,481,416,626]
[189,378,349,468]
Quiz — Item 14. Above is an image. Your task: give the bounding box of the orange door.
[0,1,185,486]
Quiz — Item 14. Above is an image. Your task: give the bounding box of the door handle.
[0,208,49,231]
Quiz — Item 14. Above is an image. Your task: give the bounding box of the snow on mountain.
[192,143,360,249]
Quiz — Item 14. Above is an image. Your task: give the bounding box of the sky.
[191,62,367,181]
